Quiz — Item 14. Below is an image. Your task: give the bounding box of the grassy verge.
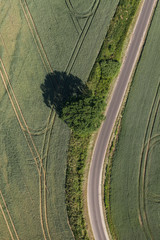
[65,0,142,239]
[104,118,121,240]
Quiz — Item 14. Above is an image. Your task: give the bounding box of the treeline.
[65,0,141,239]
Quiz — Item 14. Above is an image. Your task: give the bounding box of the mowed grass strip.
[109,1,160,239]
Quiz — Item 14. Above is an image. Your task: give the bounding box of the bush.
[100,59,120,79]
[62,96,105,136]
[87,62,101,93]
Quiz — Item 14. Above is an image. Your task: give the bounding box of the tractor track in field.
[0,70,40,173]
[39,108,55,240]
[0,60,55,239]
[0,191,20,240]
[70,14,82,35]
[0,39,53,135]
[1,2,56,237]
[0,201,15,240]
[0,59,46,170]
[143,134,160,150]
[65,0,100,74]
[0,67,53,239]
[0,33,9,56]
[20,0,53,73]
[138,82,160,240]
[65,0,100,18]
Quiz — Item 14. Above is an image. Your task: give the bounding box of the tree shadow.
[40,71,90,116]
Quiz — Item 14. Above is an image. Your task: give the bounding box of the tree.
[41,71,105,136]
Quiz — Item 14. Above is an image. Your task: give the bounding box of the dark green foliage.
[99,0,141,61]
[66,134,90,240]
[41,71,105,137]
[100,60,120,79]
[40,71,90,115]
[87,62,101,93]
[62,96,105,136]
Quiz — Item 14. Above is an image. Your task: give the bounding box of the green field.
[109,1,160,239]
[0,0,119,239]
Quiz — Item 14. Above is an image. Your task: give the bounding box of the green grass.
[109,1,160,239]
[0,0,119,239]
[104,118,122,240]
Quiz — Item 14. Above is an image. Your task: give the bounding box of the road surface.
[87,0,158,239]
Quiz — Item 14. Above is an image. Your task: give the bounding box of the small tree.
[61,96,105,136]
[100,59,120,79]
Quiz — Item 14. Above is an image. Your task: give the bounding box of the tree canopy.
[41,71,105,136]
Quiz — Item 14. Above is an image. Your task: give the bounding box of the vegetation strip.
[65,0,142,239]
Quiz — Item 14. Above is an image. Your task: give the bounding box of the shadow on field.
[40,71,90,116]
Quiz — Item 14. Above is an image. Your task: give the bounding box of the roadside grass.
[104,117,122,240]
[0,0,120,239]
[109,1,160,239]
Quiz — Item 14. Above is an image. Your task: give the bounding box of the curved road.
[87,0,158,239]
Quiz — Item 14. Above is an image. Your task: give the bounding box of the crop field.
[110,1,160,239]
[0,0,119,239]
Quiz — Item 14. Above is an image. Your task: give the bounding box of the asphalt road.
[87,0,158,239]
